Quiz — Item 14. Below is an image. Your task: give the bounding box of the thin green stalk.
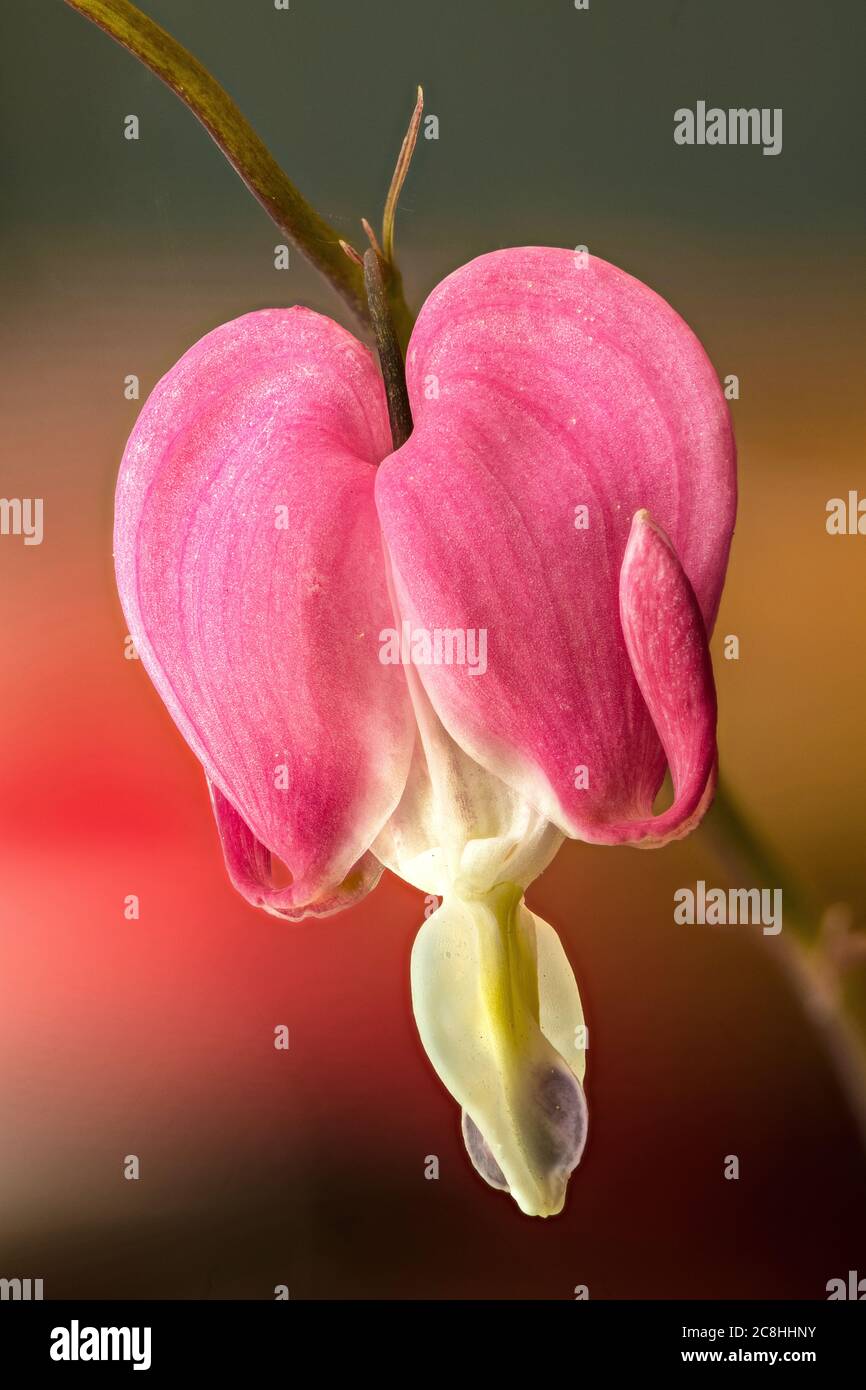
[363,250,413,448]
[702,779,814,942]
[63,0,389,331]
[702,780,866,1150]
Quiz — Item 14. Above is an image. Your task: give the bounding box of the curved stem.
[703,780,866,1151]
[773,934,866,1152]
[702,780,814,942]
[63,0,371,328]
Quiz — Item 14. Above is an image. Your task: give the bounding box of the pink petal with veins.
[115,308,414,916]
[376,247,736,845]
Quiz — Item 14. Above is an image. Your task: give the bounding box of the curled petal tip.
[612,508,719,846]
[209,782,383,920]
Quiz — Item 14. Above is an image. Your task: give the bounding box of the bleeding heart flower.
[115,247,736,1217]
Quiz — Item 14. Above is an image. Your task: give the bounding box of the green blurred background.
[0,0,864,1298]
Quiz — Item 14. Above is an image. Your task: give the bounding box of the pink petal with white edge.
[375,247,735,845]
[115,308,414,916]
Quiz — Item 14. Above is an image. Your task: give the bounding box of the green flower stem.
[702,781,866,1150]
[774,933,866,1152]
[62,0,408,336]
[702,779,814,944]
[363,250,413,449]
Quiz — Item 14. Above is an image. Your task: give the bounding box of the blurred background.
[0,0,864,1298]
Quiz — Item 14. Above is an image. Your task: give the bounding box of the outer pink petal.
[115,307,414,916]
[375,247,736,844]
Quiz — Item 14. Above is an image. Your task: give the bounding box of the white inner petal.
[372,671,563,896]
[410,884,588,1217]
